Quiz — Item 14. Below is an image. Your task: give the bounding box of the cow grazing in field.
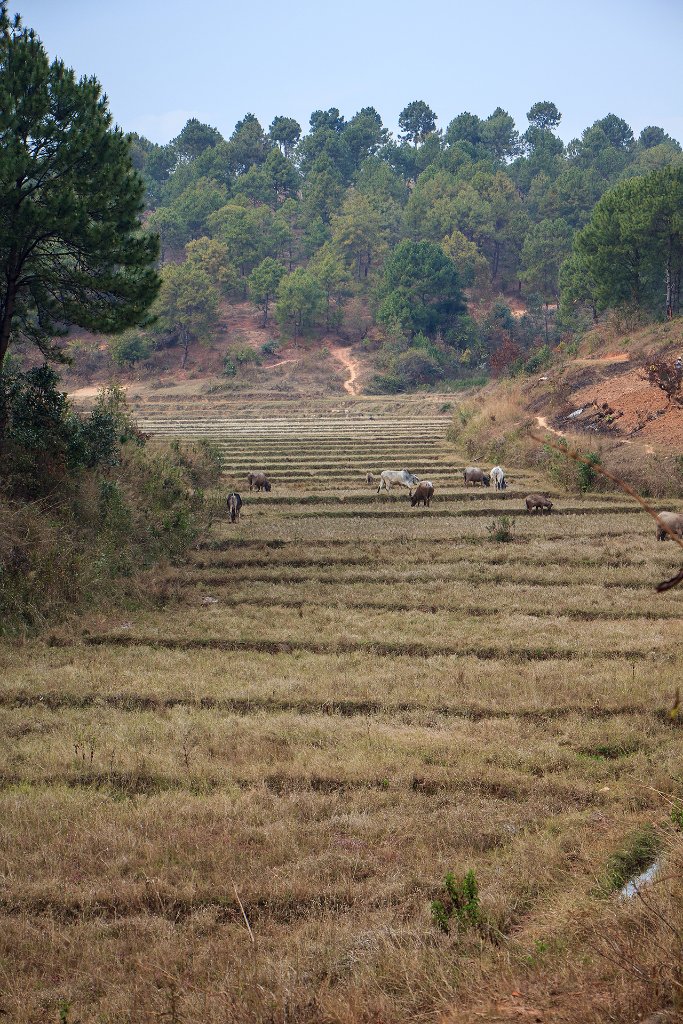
[655,510,683,541]
[463,467,490,487]
[366,472,375,485]
[227,492,242,523]
[411,481,434,507]
[490,466,506,491]
[377,469,420,495]
[247,471,271,492]
[525,493,553,514]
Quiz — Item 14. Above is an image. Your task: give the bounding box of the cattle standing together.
[227,463,681,553]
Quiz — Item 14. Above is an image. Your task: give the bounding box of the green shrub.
[487,515,515,542]
[232,345,262,365]
[223,346,262,376]
[110,331,151,368]
[577,451,601,492]
[543,438,602,493]
[431,869,481,933]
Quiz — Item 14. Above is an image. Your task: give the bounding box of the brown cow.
[411,481,434,507]
[525,493,553,514]
[247,471,271,492]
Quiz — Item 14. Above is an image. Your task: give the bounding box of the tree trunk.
[666,241,673,320]
[181,328,190,368]
[0,288,17,446]
[0,286,17,372]
[262,295,269,327]
[492,242,500,280]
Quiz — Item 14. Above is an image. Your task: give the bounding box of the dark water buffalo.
[656,510,683,541]
[227,492,242,523]
[411,481,434,507]
[525,493,553,514]
[463,467,490,487]
[247,471,271,492]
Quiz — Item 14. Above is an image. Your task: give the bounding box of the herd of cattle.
[226,468,683,540]
[225,465,557,523]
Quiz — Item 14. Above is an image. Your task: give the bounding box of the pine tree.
[0,6,159,383]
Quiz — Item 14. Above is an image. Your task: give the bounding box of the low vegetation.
[0,373,221,635]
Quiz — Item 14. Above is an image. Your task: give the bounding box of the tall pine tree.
[0,6,159,387]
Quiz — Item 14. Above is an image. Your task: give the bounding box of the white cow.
[377,469,420,496]
[656,511,683,541]
[490,466,507,491]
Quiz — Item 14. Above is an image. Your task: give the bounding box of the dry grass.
[2,396,682,1023]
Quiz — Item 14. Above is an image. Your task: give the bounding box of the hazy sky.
[14,0,683,147]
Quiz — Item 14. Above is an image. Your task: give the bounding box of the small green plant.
[439,402,453,413]
[58,1000,80,1024]
[430,869,481,933]
[577,451,601,492]
[670,803,683,830]
[487,515,515,543]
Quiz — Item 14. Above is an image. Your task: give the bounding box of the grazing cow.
[366,472,375,485]
[377,469,420,495]
[463,467,490,487]
[525,493,553,514]
[411,481,434,507]
[655,510,683,541]
[247,471,271,492]
[227,492,242,523]
[490,466,507,491]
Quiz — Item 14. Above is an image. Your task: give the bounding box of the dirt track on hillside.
[332,346,362,395]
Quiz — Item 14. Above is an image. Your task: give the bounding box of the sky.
[14,0,683,148]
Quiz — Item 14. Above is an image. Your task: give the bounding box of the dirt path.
[535,415,565,438]
[332,346,362,395]
[536,414,658,456]
[262,358,298,371]
[571,352,631,366]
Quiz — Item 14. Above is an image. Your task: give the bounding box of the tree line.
[2,1,683,403]
[126,98,683,386]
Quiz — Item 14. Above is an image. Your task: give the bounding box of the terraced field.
[2,396,683,1023]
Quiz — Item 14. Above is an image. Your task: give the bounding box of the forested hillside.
[104,101,683,390]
